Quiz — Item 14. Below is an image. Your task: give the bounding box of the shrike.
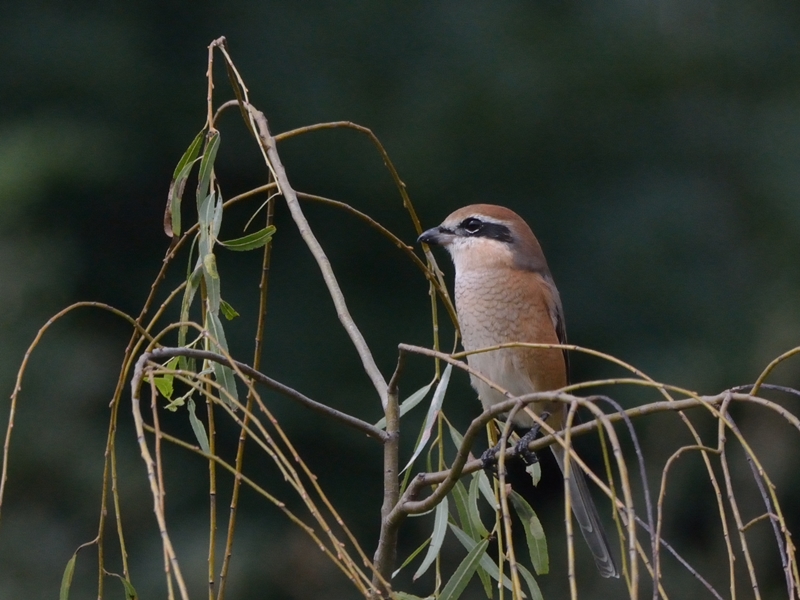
[418,204,618,579]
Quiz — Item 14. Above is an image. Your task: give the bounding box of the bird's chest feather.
[455,271,527,347]
[455,270,563,414]
[454,269,539,400]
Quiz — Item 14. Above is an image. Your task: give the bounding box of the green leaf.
[59,552,78,600]
[403,363,451,473]
[165,129,205,238]
[220,225,276,251]
[164,393,188,412]
[392,594,433,600]
[449,523,516,592]
[178,262,203,361]
[211,190,223,238]
[196,130,220,207]
[509,490,549,575]
[516,564,544,600]
[446,521,495,597]
[153,376,173,400]
[187,398,210,454]
[173,130,206,179]
[105,571,139,600]
[201,250,221,315]
[375,380,433,429]
[120,578,138,600]
[450,480,472,533]
[413,496,448,581]
[450,482,494,595]
[203,252,219,278]
[446,419,464,450]
[526,461,542,487]
[467,474,491,537]
[219,299,239,320]
[438,537,490,600]
[197,192,216,258]
[392,538,431,579]
[150,356,179,400]
[205,310,239,407]
[476,469,497,509]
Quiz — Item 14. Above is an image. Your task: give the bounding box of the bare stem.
[247,106,389,408]
[217,185,276,600]
[145,347,387,442]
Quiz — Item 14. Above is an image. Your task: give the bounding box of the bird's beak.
[417,226,453,246]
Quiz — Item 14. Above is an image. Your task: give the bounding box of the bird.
[417,203,618,579]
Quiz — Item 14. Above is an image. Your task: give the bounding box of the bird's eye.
[460,218,483,234]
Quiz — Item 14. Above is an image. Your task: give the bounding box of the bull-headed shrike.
[418,204,618,579]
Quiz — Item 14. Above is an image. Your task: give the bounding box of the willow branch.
[145,347,387,443]
[247,106,389,408]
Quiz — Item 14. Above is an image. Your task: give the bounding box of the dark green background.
[2,2,799,598]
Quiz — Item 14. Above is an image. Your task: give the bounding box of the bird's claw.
[513,411,551,466]
[481,445,501,476]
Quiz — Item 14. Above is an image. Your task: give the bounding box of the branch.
[393,389,800,514]
[247,107,390,408]
[145,347,388,443]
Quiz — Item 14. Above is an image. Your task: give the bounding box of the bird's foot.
[481,444,501,477]
[514,411,551,466]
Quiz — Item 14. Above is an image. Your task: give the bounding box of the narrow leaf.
[219,299,239,320]
[196,130,220,206]
[165,130,205,238]
[402,363,451,473]
[446,519,492,597]
[198,191,215,229]
[450,480,473,535]
[509,490,549,575]
[448,523,514,592]
[197,192,216,257]
[438,537,490,600]
[392,538,431,578]
[178,262,203,358]
[202,252,221,315]
[106,571,139,600]
[467,474,490,538]
[206,310,239,406]
[446,419,464,450]
[477,470,497,509]
[187,398,210,453]
[203,253,219,278]
[220,225,276,251]
[516,564,544,600]
[120,578,138,600]
[59,552,78,600]
[375,380,433,429]
[211,190,223,238]
[393,594,434,600]
[173,130,206,179]
[413,496,449,581]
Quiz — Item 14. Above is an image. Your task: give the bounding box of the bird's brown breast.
[454,267,567,420]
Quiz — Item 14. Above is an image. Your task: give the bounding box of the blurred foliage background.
[1,1,800,599]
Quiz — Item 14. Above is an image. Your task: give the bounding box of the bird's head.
[417,204,550,273]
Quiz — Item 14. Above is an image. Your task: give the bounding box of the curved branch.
[145,347,388,443]
[247,107,389,408]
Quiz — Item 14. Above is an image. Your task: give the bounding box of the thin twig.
[130,354,191,600]
[217,184,276,600]
[247,106,389,408]
[725,412,797,597]
[147,347,387,442]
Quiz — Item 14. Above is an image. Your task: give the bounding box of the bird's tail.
[551,445,619,578]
